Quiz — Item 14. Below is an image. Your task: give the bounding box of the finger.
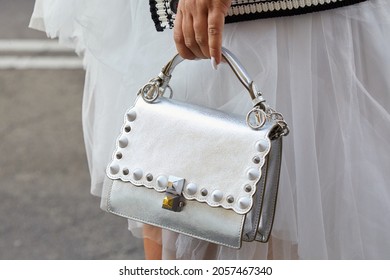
[173,9,196,59]
[207,10,225,64]
[193,12,210,58]
[183,12,207,59]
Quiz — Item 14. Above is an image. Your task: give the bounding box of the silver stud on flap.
[118,136,128,148]
[126,110,137,122]
[200,188,208,196]
[109,164,120,175]
[132,168,143,180]
[156,175,168,189]
[238,197,251,209]
[255,139,268,153]
[211,190,223,202]
[185,183,197,195]
[247,168,260,181]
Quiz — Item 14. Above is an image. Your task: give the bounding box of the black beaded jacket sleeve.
[150,0,368,32]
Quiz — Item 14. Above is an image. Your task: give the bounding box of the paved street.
[0,0,144,259]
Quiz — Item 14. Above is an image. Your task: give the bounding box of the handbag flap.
[106,96,276,215]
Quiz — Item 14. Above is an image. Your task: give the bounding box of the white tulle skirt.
[30,0,390,259]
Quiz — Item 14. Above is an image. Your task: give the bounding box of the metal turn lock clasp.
[162,176,185,212]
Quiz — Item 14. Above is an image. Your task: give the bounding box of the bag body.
[101,48,288,248]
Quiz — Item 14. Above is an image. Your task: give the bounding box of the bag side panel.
[256,137,283,242]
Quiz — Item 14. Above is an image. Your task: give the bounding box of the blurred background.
[0,0,144,259]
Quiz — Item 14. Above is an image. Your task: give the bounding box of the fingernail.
[211,57,218,70]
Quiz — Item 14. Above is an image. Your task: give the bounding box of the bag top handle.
[139,47,289,136]
[157,47,265,107]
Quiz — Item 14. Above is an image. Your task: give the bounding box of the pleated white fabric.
[30,0,390,259]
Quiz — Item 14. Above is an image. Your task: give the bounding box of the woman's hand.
[173,0,232,68]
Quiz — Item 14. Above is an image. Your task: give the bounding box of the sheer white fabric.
[30,0,390,259]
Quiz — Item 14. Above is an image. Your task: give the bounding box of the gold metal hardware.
[161,176,185,212]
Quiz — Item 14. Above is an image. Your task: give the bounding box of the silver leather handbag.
[101,47,289,249]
